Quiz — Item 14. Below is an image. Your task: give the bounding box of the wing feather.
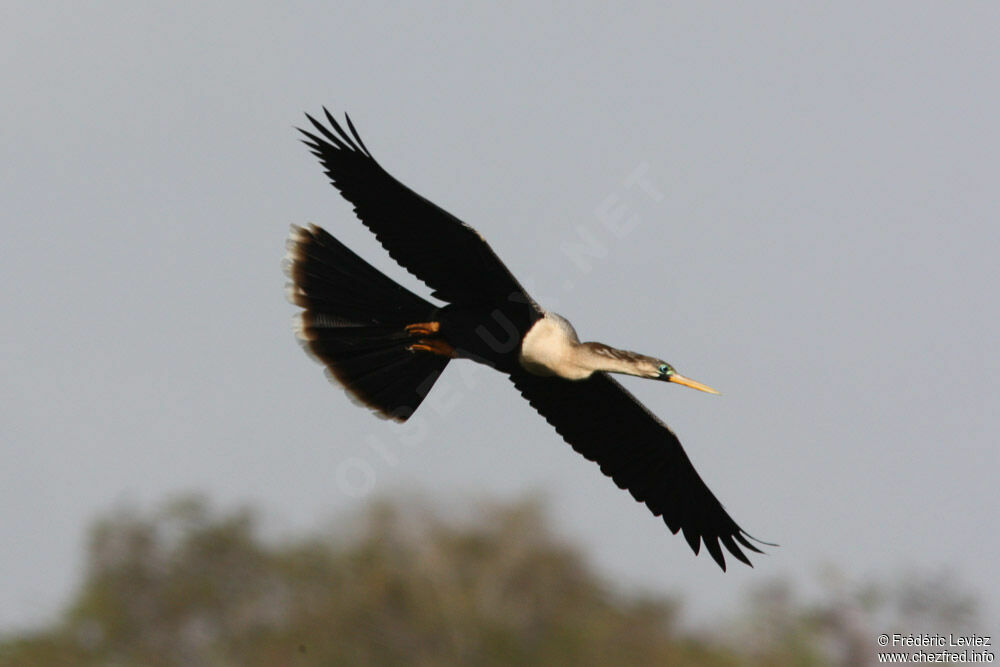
[300,109,534,306]
[510,370,768,571]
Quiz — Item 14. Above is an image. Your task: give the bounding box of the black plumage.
[286,109,771,570]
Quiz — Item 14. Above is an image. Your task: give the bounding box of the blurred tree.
[0,495,733,666]
[730,565,982,666]
[0,495,981,666]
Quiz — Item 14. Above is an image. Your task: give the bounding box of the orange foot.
[407,339,456,358]
[405,321,441,337]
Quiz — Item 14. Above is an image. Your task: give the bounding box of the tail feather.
[285,224,447,421]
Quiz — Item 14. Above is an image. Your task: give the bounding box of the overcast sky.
[3,2,998,633]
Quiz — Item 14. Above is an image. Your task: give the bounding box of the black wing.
[510,369,768,570]
[299,109,534,306]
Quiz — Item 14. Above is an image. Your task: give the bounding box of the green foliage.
[0,495,981,666]
[0,496,734,666]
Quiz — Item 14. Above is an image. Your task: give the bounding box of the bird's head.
[655,362,720,395]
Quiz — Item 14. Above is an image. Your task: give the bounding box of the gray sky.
[3,2,998,632]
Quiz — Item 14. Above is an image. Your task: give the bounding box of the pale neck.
[570,342,654,378]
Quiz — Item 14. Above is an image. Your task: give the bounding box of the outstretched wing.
[299,109,534,306]
[509,369,768,570]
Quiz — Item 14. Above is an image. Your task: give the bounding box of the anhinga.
[285,109,770,570]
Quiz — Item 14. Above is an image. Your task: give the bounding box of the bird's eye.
[658,363,674,376]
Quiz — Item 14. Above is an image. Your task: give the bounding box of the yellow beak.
[668,373,721,395]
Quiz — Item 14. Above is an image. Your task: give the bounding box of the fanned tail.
[284,224,448,421]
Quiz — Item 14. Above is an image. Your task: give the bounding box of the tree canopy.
[0,495,980,666]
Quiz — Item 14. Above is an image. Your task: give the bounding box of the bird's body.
[286,109,770,570]
[519,313,587,378]
[435,300,541,373]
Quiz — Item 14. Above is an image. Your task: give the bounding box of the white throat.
[519,313,592,380]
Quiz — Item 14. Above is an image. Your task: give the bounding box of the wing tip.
[717,529,775,571]
[299,107,381,181]
[682,527,774,572]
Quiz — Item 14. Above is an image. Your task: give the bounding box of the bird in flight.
[285,109,770,570]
